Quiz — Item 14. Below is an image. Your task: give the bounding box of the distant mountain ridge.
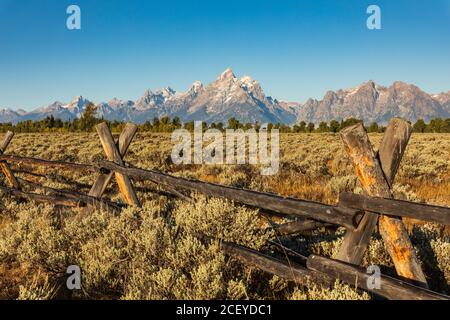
[298,81,450,125]
[1,69,449,125]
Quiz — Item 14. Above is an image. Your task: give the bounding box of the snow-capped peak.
[240,75,259,90]
[191,80,203,90]
[64,96,91,114]
[239,75,266,100]
[218,68,236,81]
[135,87,175,110]
[188,81,204,95]
[159,87,176,98]
[143,89,153,97]
[0,108,21,123]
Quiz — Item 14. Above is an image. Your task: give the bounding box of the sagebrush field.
[0,132,449,299]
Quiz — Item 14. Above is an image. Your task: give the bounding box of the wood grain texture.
[0,185,82,207]
[335,119,411,264]
[17,177,123,214]
[89,123,137,198]
[275,219,334,235]
[98,160,361,229]
[95,123,141,207]
[0,161,20,188]
[0,131,14,152]
[339,192,450,226]
[219,241,333,287]
[307,255,448,300]
[0,154,95,171]
[378,118,413,187]
[335,122,428,287]
[0,131,20,189]
[0,151,360,227]
[336,119,412,263]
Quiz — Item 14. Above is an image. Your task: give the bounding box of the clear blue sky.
[1,0,449,110]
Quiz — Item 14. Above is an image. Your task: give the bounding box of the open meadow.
[0,132,449,299]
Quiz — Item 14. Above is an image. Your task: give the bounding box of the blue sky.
[0,0,449,110]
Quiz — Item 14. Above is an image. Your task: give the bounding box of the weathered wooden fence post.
[307,255,446,300]
[336,119,412,263]
[335,120,428,287]
[89,123,138,198]
[95,123,141,207]
[0,131,20,189]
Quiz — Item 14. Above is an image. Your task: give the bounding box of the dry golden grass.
[0,132,448,299]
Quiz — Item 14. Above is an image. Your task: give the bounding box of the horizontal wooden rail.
[339,192,450,226]
[215,239,332,287]
[0,184,122,213]
[16,177,124,213]
[0,154,96,172]
[0,155,360,230]
[216,239,448,300]
[0,153,362,228]
[97,160,362,229]
[0,185,84,208]
[306,255,449,300]
[274,220,334,236]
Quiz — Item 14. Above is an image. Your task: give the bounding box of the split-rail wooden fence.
[0,119,449,300]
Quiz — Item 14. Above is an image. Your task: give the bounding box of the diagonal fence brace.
[0,131,20,189]
[336,119,428,287]
[95,122,141,207]
[89,123,138,198]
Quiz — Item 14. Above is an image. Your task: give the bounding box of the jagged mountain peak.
[107,98,134,108]
[143,86,175,98]
[390,81,423,94]
[392,80,412,88]
[65,96,91,115]
[297,80,449,125]
[323,90,338,100]
[0,108,22,123]
[68,95,89,105]
[240,76,265,99]
[186,81,205,98]
[364,79,376,87]
[142,89,153,97]
[240,75,255,84]
[159,87,176,97]
[189,80,204,92]
[1,73,449,126]
[240,75,259,88]
[108,97,120,104]
[0,107,17,114]
[218,68,236,81]
[36,101,64,112]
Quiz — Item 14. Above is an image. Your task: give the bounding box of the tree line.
[1,103,449,133]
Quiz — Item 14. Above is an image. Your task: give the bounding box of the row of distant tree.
[0,103,449,133]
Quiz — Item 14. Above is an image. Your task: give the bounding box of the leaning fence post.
[336,118,413,264]
[0,131,20,189]
[336,121,427,287]
[89,123,138,198]
[0,131,14,151]
[95,123,141,207]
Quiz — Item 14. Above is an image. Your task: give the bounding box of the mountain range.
[1,68,449,125]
